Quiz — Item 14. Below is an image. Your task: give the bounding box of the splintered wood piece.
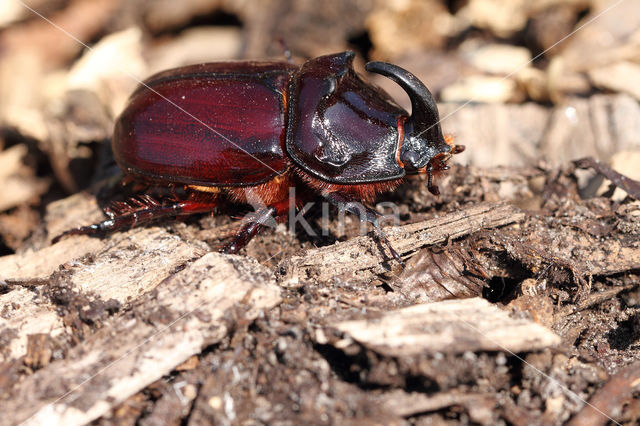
[327,298,560,357]
[574,156,640,200]
[282,202,524,282]
[375,389,495,419]
[567,360,640,426]
[389,245,487,303]
[491,219,640,278]
[0,144,50,212]
[0,227,206,363]
[5,253,282,426]
[0,236,104,280]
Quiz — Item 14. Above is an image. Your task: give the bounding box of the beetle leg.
[324,192,404,265]
[223,199,290,254]
[51,199,217,243]
[277,38,294,63]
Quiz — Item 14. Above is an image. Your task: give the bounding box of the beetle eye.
[401,150,421,169]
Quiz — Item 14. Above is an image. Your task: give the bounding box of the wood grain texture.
[325,297,561,357]
[0,227,206,362]
[4,253,282,426]
[281,202,524,283]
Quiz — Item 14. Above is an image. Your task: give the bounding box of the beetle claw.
[386,242,404,266]
[372,225,404,266]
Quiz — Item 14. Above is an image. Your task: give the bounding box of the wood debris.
[3,253,281,426]
[323,298,560,357]
[281,202,524,283]
[0,227,206,362]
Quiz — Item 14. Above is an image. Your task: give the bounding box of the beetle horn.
[364,61,442,143]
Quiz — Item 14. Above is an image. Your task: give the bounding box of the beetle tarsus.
[51,223,106,244]
[325,192,404,265]
[373,224,404,266]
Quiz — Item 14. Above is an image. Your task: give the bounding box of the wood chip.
[574,156,640,201]
[4,253,282,426]
[23,333,52,369]
[438,102,550,168]
[0,287,65,363]
[567,360,640,426]
[0,236,103,280]
[0,144,49,211]
[329,297,560,357]
[282,202,524,283]
[589,61,640,102]
[540,95,640,165]
[389,246,486,303]
[376,389,494,419]
[0,227,206,362]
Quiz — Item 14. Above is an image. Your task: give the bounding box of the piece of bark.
[366,0,448,59]
[4,253,282,426]
[567,360,640,426]
[148,27,243,75]
[603,150,640,201]
[574,157,640,200]
[23,333,52,370]
[0,227,206,363]
[556,285,636,319]
[540,95,640,166]
[548,0,640,101]
[44,89,113,193]
[438,102,550,168]
[389,245,486,303]
[325,297,560,357]
[0,287,65,363]
[526,2,586,53]
[440,76,522,103]
[508,294,555,328]
[589,61,640,101]
[138,383,195,426]
[439,95,640,169]
[0,144,49,212]
[456,0,528,38]
[0,0,121,71]
[376,389,496,422]
[491,217,640,279]
[0,204,42,251]
[0,235,103,280]
[281,202,524,283]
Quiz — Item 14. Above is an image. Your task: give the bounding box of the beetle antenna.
[426,164,440,196]
[276,37,293,63]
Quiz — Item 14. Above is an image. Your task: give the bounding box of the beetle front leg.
[52,198,218,243]
[223,200,289,254]
[324,192,403,265]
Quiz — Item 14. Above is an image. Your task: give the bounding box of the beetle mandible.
[53,51,464,262]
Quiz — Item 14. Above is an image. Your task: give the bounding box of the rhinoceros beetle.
[53,51,464,262]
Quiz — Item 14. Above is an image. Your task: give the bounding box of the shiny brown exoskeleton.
[54,51,464,262]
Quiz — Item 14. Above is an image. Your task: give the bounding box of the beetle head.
[365,61,464,195]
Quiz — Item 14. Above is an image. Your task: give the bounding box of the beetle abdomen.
[113,63,296,186]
